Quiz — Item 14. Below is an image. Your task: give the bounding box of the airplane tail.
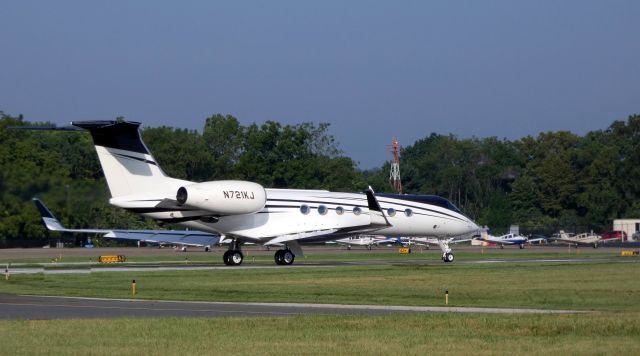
[71,121,185,198]
[33,198,66,231]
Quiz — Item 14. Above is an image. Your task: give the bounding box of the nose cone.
[463,218,480,236]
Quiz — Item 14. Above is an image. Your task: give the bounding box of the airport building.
[613,219,640,241]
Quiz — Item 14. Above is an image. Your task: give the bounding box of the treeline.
[367,115,640,233]
[0,113,362,243]
[1,111,639,243]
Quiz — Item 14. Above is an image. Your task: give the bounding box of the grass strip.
[2,262,638,311]
[1,313,639,355]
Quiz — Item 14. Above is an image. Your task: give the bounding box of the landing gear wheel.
[443,253,454,263]
[223,250,232,265]
[367,245,372,251]
[519,244,524,249]
[274,249,295,265]
[223,250,244,266]
[500,244,504,249]
[230,250,243,265]
[274,250,284,265]
[282,249,295,265]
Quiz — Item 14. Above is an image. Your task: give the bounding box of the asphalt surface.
[0,294,584,320]
[1,244,634,259]
[5,255,635,275]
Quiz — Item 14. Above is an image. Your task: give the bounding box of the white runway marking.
[0,294,585,319]
[6,255,634,275]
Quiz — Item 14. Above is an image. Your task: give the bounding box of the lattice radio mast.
[389,137,402,194]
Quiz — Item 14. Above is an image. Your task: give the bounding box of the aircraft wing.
[260,187,392,246]
[414,237,473,245]
[474,237,520,245]
[547,237,586,245]
[374,237,405,245]
[33,198,221,247]
[102,231,221,246]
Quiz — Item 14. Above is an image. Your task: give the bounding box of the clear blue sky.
[1,1,638,168]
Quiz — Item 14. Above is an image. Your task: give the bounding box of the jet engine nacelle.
[176,180,266,215]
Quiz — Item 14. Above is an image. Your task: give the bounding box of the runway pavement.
[0,294,584,320]
[5,255,635,275]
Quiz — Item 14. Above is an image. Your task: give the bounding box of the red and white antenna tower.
[389,137,402,194]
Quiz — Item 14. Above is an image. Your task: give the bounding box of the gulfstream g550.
[28,120,478,265]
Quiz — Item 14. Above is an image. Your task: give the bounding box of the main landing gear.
[222,240,297,266]
[223,250,243,266]
[223,240,244,266]
[274,249,295,265]
[437,239,455,263]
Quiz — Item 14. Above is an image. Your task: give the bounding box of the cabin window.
[404,208,413,217]
[387,208,396,217]
[318,205,328,215]
[353,207,362,216]
[300,204,310,215]
[335,206,344,215]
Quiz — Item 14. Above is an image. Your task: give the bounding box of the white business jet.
[25,120,479,265]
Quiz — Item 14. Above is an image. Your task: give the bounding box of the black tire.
[230,250,244,265]
[444,253,454,263]
[223,250,232,265]
[519,244,524,249]
[274,250,284,265]
[282,250,295,265]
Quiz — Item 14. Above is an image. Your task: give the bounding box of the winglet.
[32,198,66,231]
[365,186,382,212]
[365,186,391,226]
[33,198,56,219]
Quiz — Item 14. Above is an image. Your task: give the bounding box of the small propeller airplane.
[474,231,544,249]
[549,230,603,248]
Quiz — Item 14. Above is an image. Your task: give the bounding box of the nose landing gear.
[437,239,455,263]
